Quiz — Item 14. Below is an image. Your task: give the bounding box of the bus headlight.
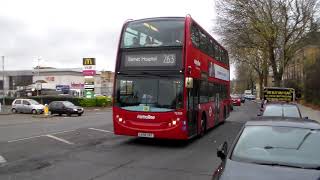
[119,118,123,122]
[172,120,177,125]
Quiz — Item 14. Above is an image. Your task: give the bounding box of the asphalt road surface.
[0,101,259,180]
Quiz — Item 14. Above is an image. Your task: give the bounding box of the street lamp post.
[36,58,40,96]
[2,56,5,106]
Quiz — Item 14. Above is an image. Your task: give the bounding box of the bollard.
[44,104,49,116]
[0,102,2,112]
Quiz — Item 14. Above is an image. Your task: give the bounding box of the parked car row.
[11,99,84,116]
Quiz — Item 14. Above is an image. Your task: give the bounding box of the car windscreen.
[232,126,320,168]
[62,101,75,107]
[283,105,301,118]
[262,105,282,117]
[29,99,39,105]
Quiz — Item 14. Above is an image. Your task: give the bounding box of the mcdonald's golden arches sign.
[83,58,96,65]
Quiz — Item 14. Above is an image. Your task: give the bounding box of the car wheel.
[78,113,82,116]
[31,109,37,114]
[58,113,62,116]
[12,108,17,113]
[67,112,71,117]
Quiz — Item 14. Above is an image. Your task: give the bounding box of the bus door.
[215,93,220,124]
[187,80,200,137]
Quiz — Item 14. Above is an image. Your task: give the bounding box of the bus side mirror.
[185,77,193,89]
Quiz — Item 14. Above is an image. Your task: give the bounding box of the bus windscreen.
[121,18,185,48]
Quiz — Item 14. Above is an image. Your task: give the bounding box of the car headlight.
[73,108,78,111]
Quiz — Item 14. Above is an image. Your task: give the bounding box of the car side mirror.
[257,113,262,116]
[217,142,228,160]
[304,116,309,119]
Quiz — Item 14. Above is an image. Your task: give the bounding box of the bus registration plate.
[138,132,154,138]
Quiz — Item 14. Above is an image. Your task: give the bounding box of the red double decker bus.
[113,16,231,140]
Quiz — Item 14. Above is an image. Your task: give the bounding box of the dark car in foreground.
[212,118,320,180]
[49,101,84,116]
[258,102,306,119]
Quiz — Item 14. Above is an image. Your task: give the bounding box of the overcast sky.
[0,0,235,78]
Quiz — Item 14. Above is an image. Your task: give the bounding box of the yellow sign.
[83,58,95,65]
[143,106,150,112]
[264,88,295,102]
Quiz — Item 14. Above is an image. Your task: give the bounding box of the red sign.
[83,70,96,76]
[45,76,55,81]
[71,83,84,89]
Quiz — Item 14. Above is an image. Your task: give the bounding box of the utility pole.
[2,56,5,106]
[36,58,40,96]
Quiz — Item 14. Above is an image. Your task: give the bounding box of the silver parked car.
[11,99,44,114]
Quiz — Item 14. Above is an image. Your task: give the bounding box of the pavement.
[0,105,11,115]
[0,101,259,180]
[297,104,320,121]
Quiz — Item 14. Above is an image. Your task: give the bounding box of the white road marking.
[8,134,44,143]
[8,129,76,143]
[0,155,7,164]
[51,130,75,135]
[88,128,114,134]
[45,134,74,145]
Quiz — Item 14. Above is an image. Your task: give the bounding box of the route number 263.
[163,54,175,64]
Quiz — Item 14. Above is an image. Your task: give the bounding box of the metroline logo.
[137,115,155,120]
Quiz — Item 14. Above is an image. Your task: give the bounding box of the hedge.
[0,95,112,107]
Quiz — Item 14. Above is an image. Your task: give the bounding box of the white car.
[245,94,256,100]
[11,99,44,114]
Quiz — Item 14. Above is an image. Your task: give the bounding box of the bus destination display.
[124,54,176,67]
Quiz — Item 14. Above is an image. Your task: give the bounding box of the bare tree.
[216,0,319,86]
[232,47,268,98]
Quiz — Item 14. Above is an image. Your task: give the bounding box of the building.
[283,32,320,99]
[0,70,33,97]
[100,71,114,96]
[0,67,113,97]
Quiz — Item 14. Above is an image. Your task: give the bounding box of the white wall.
[33,75,85,89]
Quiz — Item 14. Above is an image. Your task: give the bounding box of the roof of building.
[0,68,102,76]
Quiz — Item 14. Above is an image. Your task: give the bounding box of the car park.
[48,101,84,116]
[11,99,44,114]
[231,95,241,106]
[213,118,320,180]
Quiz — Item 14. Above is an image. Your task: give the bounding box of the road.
[0,101,259,180]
